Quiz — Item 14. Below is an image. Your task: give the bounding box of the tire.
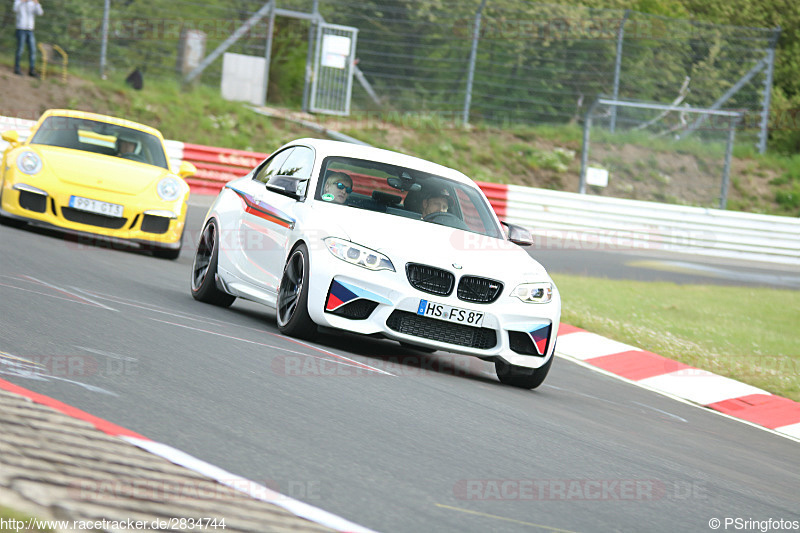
[190,219,235,307]
[153,245,181,260]
[495,355,553,389]
[153,229,183,260]
[0,216,26,229]
[276,243,317,339]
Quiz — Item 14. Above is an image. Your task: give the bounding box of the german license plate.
[417,299,484,327]
[69,196,124,218]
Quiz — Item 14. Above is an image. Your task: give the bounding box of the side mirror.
[502,221,533,246]
[266,176,308,200]
[177,161,197,178]
[2,130,20,144]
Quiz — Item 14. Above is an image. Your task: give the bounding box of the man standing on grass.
[14,0,44,77]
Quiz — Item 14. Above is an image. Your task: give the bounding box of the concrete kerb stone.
[0,388,336,533]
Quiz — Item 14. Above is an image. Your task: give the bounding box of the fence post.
[184,1,275,84]
[99,0,110,79]
[579,99,600,194]
[262,1,277,106]
[609,9,630,133]
[757,27,781,154]
[302,0,320,112]
[720,113,741,209]
[462,0,488,127]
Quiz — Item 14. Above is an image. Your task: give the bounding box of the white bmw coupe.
[191,138,561,388]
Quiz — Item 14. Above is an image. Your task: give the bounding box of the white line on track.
[145,317,395,376]
[630,401,687,423]
[0,352,117,396]
[75,288,395,375]
[20,275,118,311]
[75,346,138,362]
[0,276,117,309]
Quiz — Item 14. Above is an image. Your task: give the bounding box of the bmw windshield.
[314,156,504,239]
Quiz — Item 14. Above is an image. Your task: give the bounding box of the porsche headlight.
[324,237,395,272]
[511,282,553,304]
[157,177,183,201]
[17,151,43,175]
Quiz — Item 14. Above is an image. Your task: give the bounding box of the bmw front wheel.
[277,243,316,339]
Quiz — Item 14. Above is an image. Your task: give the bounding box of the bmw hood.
[311,204,549,282]
[37,146,171,195]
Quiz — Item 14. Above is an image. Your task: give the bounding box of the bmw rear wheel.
[191,219,235,307]
[277,243,316,339]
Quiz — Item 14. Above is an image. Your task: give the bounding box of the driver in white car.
[421,187,452,218]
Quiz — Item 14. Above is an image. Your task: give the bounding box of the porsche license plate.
[69,196,124,218]
[417,300,484,327]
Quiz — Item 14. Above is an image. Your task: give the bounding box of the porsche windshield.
[30,116,169,169]
[316,156,504,239]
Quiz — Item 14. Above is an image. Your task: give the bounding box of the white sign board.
[221,53,266,106]
[321,34,351,69]
[586,166,609,187]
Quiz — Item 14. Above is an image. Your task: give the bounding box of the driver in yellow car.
[116,134,139,158]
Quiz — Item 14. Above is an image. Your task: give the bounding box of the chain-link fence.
[1,0,778,151]
[580,98,742,208]
[321,0,778,150]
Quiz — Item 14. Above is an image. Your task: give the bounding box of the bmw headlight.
[17,151,43,175]
[324,237,395,272]
[511,282,553,304]
[157,177,183,201]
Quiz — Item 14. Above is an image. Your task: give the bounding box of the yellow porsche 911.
[0,109,196,259]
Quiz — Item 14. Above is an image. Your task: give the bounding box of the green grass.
[553,273,800,401]
[12,58,798,214]
[35,63,320,154]
[0,506,53,532]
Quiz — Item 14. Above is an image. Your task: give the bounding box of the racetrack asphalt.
[0,194,798,532]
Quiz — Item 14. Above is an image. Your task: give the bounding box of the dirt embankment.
[0,63,127,121]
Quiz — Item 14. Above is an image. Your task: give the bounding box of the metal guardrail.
[502,184,800,266]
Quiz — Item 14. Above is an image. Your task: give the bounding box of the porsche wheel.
[277,243,316,339]
[495,355,553,389]
[191,219,235,307]
[153,246,181,260]
[0,216,26,229]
